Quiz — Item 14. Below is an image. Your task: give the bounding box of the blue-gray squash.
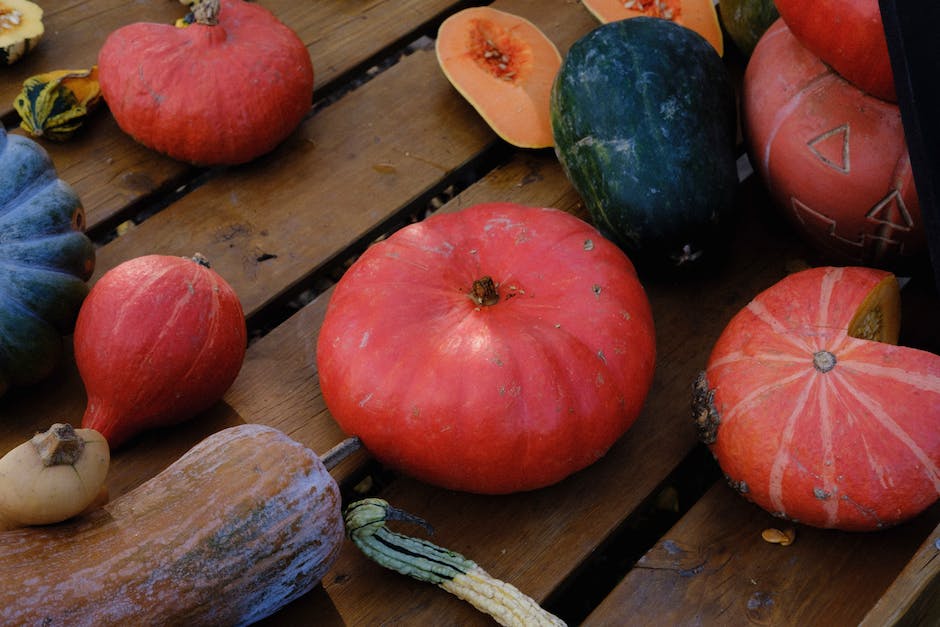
[0,126,95,396]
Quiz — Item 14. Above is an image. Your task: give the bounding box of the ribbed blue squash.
[551,17,738,270]
[0,126,95,396]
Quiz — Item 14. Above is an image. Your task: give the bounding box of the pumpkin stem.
[192,0,220,26]
[320,436,361,471]
[30,423,85,467]
[469,276,499,306]
[345,498,566,626]
[812,350,837,373]
[177,0,220,27]
[188,252,212,268]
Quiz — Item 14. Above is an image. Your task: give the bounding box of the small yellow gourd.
[0,423,109,529]
[14,67,102,141]
[0,0,43,65]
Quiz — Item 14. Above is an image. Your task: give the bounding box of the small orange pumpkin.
[580,0,723,55]
[775,0,895,102]
[436,7,561,149]
[694,266,940,531]
[97,0,313,165]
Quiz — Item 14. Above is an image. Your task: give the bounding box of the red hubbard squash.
[436,7,562,149]
[97,0,313,165]
[75,254,247,448]
[317,203,656,494]
[775,0,895,102]
[694,266,940,531]
[743,20,921,269]
[580,0,724,56]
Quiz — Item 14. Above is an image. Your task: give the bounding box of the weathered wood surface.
[1,1,938,625]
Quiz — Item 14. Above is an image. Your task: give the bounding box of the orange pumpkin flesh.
[695,266,940,531]
[436,7,561,149]
[580,0,724,56]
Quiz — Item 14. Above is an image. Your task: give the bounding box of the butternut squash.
[436,7,562,148]
[0,423,344,625]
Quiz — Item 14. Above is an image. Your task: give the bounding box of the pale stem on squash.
[31,423,84,467]
[187,252,212,268]
[345,498,566,627]
[812,350,837,373]
[177,0,220,28]
[320,436,361,471]
[192,0,220,26]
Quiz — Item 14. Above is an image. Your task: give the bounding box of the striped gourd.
[14,67,102,141]
[345,498,566,626]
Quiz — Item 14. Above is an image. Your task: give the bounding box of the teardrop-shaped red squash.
[436,7,562,149]
[76,254,247,448]
[695,266,940,531]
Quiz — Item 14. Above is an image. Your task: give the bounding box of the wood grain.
[859,521,940,626]
[3,0,475,232]
[584,484,939,626]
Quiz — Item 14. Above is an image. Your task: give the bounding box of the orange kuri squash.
[436,7,561,149]
[694,266,940,531]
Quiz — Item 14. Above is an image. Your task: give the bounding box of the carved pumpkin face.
[742,20,922,270]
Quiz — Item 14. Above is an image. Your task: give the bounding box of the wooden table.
[2,1,938,624]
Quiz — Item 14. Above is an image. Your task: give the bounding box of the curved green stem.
[345,498,565,627]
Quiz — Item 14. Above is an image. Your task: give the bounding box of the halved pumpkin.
[695,266,940,531]
[0,0,44,65]
[436,7,562,149]
[581,0,723,56]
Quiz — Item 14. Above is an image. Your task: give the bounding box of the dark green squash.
[551,17,738,270]
[718,0,779,57]
[0,126,95,397]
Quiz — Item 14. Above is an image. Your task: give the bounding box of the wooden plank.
[1,0,467,115]
[84,0,602,317]
[4,0,471,233]
[1,0,181,113]
[859,521,940,626]
[90,45,496,316]
[584,484,940,626]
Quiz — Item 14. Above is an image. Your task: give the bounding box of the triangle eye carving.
[808,123,850,174]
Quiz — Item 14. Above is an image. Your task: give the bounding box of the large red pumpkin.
[97,0,313,165]
[694,266,940,531]
[76,254,247,448]
[775,0,895,102]
[742,20,922,269]
[316,203,657,494]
